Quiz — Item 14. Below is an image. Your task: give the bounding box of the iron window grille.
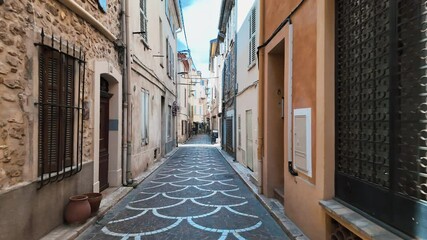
[35,29,86,189]
[335,0,427,238]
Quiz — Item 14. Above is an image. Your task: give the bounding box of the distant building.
[208,39,222,142]
[189,71,208,134]
[177,52,193,143]
[217,0,237,156]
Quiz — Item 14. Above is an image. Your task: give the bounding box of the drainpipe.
[257,0,265,194]
[121,0,133,185]
[120,0,128,186]
[125,0,133,184]
[234,40,238,160]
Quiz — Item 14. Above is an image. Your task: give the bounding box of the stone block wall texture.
[0,0,121,190]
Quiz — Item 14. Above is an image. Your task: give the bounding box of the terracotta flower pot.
[64,195,91,224]
[84,192,103,213]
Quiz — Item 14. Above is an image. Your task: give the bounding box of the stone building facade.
[0,0,122,239]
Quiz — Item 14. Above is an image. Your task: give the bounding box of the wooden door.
[99,93,110,191]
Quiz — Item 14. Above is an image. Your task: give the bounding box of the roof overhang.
[217,0,235,35]
[173,0,183,29]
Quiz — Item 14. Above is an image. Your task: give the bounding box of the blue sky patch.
[181,0,196,9]
[98,0,107,12]
[178,39,187,51]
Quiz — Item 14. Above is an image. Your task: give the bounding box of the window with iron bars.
[335,0,427,238]
[36,30,85,188]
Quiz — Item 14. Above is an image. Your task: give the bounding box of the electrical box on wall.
[293,108,312,177]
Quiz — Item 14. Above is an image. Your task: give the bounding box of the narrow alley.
[79,135,287,240]
[1,0,426,239]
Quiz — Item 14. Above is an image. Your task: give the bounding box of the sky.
[178,0,255,77]
[177,0,221,76]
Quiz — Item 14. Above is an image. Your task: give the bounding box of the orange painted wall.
[264,0,302,41]
[262,0,335,239]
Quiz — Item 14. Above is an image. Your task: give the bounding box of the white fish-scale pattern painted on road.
[81,144,287,240]
[100,149,261,239]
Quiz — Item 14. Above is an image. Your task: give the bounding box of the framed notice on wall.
[98,0,107,12]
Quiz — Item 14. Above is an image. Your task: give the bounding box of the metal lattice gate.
[335,0,427,238]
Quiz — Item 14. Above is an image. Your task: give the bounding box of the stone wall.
[0,0,121,190]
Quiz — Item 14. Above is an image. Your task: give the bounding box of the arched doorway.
[99,78,113,191]
[93,60,122,192]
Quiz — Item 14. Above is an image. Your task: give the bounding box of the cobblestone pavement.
[79,138,287,240]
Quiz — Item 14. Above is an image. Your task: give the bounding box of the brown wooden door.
[99,95,110,191]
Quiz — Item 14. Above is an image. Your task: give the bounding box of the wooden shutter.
[62,56,74,169]
[249,8,256,65]
[42,49,61,173]
[166,39,169,76]
[140,0,147,41]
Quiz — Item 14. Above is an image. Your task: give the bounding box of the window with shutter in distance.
[140,0,147,42]
[249,7,256,67]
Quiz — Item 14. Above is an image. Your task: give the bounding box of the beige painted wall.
[262,0,335,239]
[236,0,259,181]
[128,0,180,177]
[236,88,258,175]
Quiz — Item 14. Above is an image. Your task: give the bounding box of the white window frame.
[248,7,256,68]
[141,89,149,145]
[167,105,172,139]
[238,115,241,147]
[159,18,164,67]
